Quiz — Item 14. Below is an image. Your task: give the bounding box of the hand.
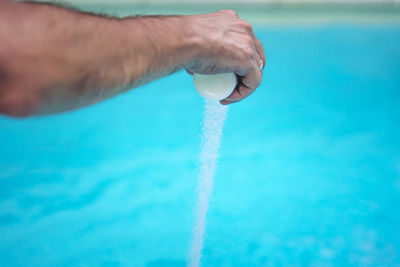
[184,10,266,104]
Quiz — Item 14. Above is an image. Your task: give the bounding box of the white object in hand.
[193,73,237,100]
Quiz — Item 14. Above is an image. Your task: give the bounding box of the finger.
[238,64,262,92]
[229,47,261,102]
[254,38,266,71]
[247,26,266,71]
[220,99,240,105]
[225,83,255,102]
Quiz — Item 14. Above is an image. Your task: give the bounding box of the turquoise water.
[0,25,399,266]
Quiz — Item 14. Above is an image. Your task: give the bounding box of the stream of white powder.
[188,99,228,267]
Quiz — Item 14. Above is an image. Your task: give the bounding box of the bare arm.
[0,1,265,117]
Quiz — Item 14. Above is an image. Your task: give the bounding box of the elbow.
[0,85,39,118]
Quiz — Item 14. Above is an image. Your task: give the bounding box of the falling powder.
[188,99,228,267]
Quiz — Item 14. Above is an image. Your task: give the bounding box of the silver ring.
[258,61,264,72]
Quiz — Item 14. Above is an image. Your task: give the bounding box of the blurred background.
[35,0,400,25]
[0,0,399,267]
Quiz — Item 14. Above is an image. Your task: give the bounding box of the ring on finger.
[258,60,264,72]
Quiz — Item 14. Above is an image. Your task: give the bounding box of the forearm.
[0,1,196,116]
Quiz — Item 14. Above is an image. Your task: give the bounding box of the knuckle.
[237,51,247,62]
[243,47,254,58]
[220,9,238,18]
[239,20,252,31]
[243,36,253,47]
[237,52,247,62]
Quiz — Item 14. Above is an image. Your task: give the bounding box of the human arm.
[0,1,265,117]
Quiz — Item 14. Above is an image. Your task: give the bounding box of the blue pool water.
[1,24,400,266]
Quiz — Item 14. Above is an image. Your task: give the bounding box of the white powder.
[188,99,228,267]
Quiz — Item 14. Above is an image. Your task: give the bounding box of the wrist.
[121,15,200,74]
[164,15,201,70]
[180,15,204,70]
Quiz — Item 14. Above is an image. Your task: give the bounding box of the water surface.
[0,25,399,266]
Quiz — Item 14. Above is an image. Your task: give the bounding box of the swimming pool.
[0,23,399,266]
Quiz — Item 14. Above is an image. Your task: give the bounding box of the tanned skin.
[0,0,265,117]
